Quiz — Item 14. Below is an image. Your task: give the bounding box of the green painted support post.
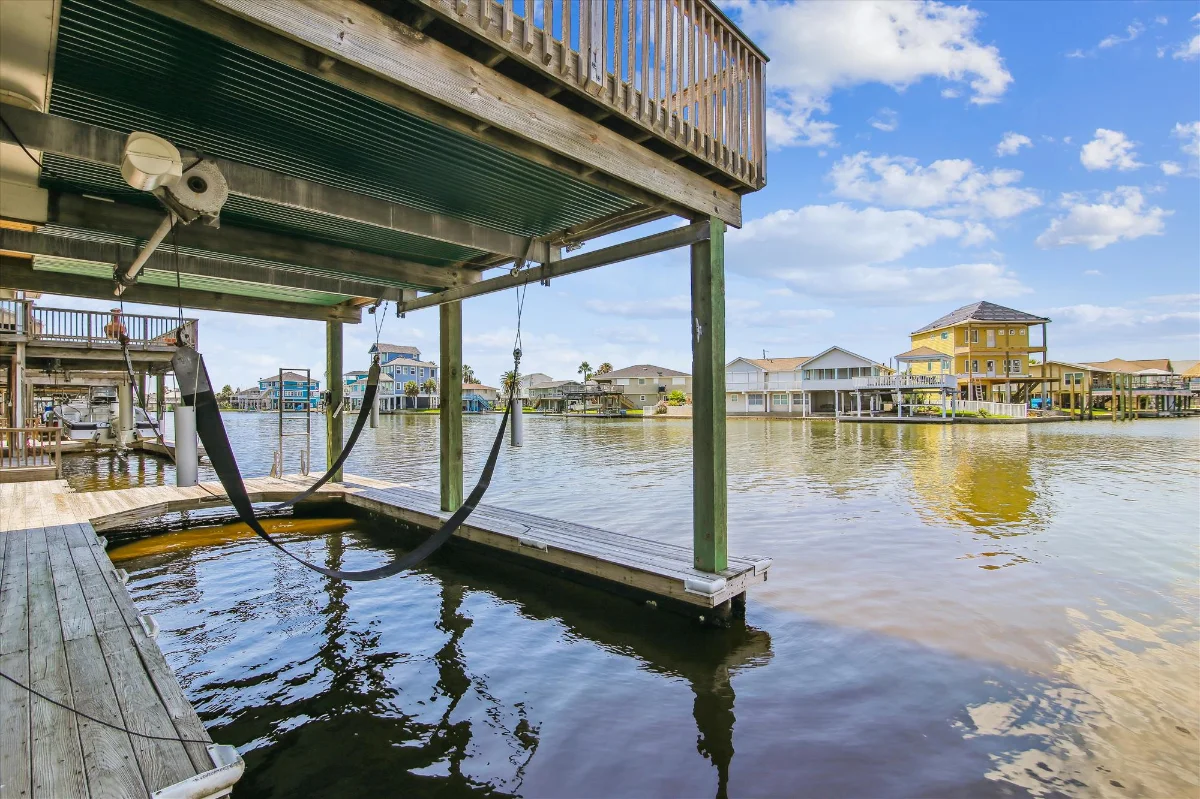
[440,301,463,512]
[326,321,344,482]
[690,217,727,574]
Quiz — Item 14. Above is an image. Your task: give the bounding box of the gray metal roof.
[912,301,1050,334]
[598,364,690,379]
[371,344,422,356]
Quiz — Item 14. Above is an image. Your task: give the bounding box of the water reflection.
[113,520,772,798]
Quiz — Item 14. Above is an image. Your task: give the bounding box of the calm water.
[91,414,1200,798]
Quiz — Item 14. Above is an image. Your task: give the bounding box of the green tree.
[404,380,419,409]
[595,362,613,376]
[422,377,438,396]
[501,369,520,407]
[667,389,686,406]
[578,361,592,381]
[462,364,477,385]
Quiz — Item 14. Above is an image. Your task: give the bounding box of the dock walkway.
[0,472,769,795]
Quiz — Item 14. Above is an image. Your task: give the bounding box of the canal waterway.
[86,414,1199,798]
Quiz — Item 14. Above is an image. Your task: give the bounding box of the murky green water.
[90,414,1200,797]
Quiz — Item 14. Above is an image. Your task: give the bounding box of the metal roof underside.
[32,256,350,305]
[45,0,639,264]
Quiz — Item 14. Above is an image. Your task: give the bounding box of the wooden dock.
[0,470,768,794]
[0,480,247,799]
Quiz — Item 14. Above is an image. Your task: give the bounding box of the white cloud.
[1172,121,1200,158]
[740,308,836,327]
[1155,16,1168,26]
[726,204,1028,304]
[869,108,899,132]
[941,88,961,98]
[828,152,1040,219]
[1042,300,1200,357]
[1083,270,1102,276]
[1035,187,1170,250]
[1159,161,1182,176]
[1079,129,1143,171]
[1169,14,1200,60]
[1065,49,1087,59]
[1098,21,1144,49]
[733,0,1012,147]
[1063,136,1073,145]
[996,132,1032,156]
[781,263,1028,305]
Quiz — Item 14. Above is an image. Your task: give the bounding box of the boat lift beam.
[395,222,711,314]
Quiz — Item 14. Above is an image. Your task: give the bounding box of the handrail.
[0,426,63,477]
[0,302,198,349]
[417,0,767,188]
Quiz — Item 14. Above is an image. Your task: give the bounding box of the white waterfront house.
[725,347,893,416]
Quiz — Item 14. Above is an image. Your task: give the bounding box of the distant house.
[725,349,890,415]
[230,387,268,411]
[908,300,1050,403]
[463,383,499,412]
[593,364,690,408]
[370,343,439,410]
[1037,358,1192,415]
[517,372,554,405]
[255,371,320,411]
[343,370,396,410]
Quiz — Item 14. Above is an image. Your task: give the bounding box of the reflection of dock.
[0,481,244,798]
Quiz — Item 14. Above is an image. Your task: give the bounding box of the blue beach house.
[369,343,440,410]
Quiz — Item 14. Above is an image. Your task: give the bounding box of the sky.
[30,0,1200,390]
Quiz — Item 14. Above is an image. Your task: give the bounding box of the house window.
[793,394,805,405]
[730,395,739,402]
[836,368,849,379]
[927,362,933,372]
[773,393,788,406]
[942,359,950,371]
[969,329,979,344]
[1009,329,1016,335]
[971,360,979,373]
[1020,328,1026,336]
[941,332,948,340]
[748,395,764,407]
[802,370,811,380]
[639,378,646,385]
[640,395,646,402]
[986,360,995,373]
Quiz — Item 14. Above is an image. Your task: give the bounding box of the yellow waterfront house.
[905,301,1051,402]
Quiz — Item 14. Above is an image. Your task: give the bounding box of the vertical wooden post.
[326,321,344,483]
[155,372,166,440]
[440,301,464,512]
[690,217,727,574]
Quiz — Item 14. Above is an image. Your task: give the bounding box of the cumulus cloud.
[1043,299,1200,356]
[584,296,763,319]
[869,108,900,132]
[732,0,1012,147]
[726,204,1027,304]
[1079,129,1144,171]
[1159,161,1182,176]
[1035,187,1170,250]
[828,152,1040,219]
[996,132,1032,156]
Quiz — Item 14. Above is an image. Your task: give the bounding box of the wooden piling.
[690,217,727,574]
[439,301,463,512]
[326,321,344,482]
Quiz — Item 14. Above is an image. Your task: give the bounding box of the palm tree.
[462,364,477,385]
[404,380,419,409]
[501,369,520,407]
[422,377,438,396]
[595,363,613,376]
[578,361,592,381]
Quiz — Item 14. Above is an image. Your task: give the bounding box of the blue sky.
[34,0,1200,390]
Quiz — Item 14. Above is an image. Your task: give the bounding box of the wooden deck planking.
[347,484,770,608]
[0,480,235,798]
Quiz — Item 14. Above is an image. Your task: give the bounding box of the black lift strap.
[172,345,511,581]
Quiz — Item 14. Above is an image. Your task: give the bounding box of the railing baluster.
[543,0,553,64]
[613,0,623,104]
[664,0,674,133]
[561,0,571,76]
[625,0,634,112]
[640,0,649,121]
[501,0,513,42]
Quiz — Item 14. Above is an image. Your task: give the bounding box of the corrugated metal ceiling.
[47,0,639,257]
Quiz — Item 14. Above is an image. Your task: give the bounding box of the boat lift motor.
[114,131,230,295]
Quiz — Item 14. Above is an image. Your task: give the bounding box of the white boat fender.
[151,744,245,799]
[684,576,728,597]
[138,614,160,640]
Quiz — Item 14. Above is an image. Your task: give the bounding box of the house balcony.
[725,375,800,393]
[413,0,767,193]
[852,374,956,390]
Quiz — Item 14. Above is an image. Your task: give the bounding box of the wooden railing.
[0,427,63,478]
[418,0,767,188]
[0,301,198,349]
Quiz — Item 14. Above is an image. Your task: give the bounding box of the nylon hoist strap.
[171,345,511,581]
[270,359,381,511]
